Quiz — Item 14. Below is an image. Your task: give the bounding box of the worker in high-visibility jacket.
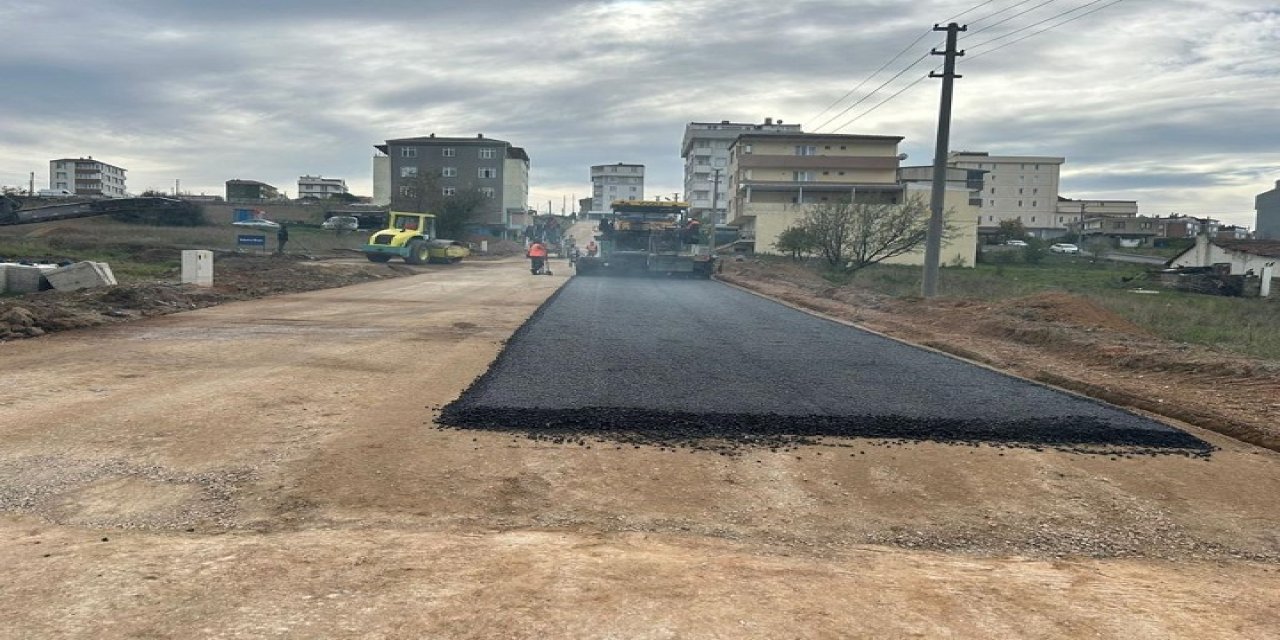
[527,241,549,275]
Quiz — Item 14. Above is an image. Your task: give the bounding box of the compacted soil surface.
[1,256,1277,638]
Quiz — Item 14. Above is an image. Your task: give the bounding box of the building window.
[696,140,710,148]
[400,148,417,158]
[1031,216,1036,222]
[442,187,456,196]
[400,167,418,178]
[1019,188,1024,195]
[793,171,814,182]
[1032,201,1037,207]
[479,148,497,159]
[480,187,495,198]
[1018,200,1023,206]
[795,145,817,156]
[441,167,457,177]
[990,188,995,194]
[442,148,456,157]
[478,167,498,179]
[743,144,752,154]
[399,186,414,196]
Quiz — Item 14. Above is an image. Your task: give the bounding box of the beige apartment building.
[727,133,976,266]
[949,152,1064,238]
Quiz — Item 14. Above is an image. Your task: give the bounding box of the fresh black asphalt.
[441,277,1209,453]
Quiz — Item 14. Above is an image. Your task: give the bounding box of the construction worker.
[527,240,549,275]
[276,223,289,255]
[585,240,598,257]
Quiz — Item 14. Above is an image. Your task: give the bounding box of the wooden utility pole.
[921,22,966,298]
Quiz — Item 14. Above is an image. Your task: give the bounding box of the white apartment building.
[297,175,349,199]
[503,147,530,220]
[949,152,1064,238]
[48,157,127,198]
[681,118,802,224]
[590,163,644,211]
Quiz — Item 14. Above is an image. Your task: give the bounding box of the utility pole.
[921,22,965,298]
[709,167,723,224]
[28,172,34,197]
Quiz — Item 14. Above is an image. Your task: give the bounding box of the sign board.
[237,234,267,247]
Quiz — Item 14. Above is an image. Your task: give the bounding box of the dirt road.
[1,258,1278,639]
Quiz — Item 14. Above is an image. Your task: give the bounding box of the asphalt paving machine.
[575,200,714,278]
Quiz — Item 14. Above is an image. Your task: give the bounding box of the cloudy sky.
[1,0,1276,226]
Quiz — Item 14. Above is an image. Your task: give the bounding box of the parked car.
[1050,243,1080,254]
[321,215,359,231]
[1003,239,1028,247]
[232,218,281,230]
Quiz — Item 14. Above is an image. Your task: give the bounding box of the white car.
[1050,243,1080,254]
[321,216,359,231]
[232,218,281,230]
[1004,239,1028,247]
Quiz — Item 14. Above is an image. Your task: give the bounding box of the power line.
[964,0,1044,27]
[968,0,1127,60]
[827,0,1130,132]
[967,0,1112,51]
[964,0,1062,38]
[805,31,935,127]
[806,0,1002,129]
[814,51,934,132]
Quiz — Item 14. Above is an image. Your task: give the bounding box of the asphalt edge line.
[709,274,1252,453]
[438,273,577,412]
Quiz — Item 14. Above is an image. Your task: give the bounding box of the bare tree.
[800,193,945,273]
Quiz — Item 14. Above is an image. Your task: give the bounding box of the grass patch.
[795,258,1280,360]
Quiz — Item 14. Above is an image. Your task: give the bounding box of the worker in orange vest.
[527,240,549,275]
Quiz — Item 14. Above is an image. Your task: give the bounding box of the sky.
[1,0,1276,227]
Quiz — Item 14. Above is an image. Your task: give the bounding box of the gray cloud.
[0,0,1276,226]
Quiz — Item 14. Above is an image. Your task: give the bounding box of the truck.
[361,211,470,265]
[575,200,714,278]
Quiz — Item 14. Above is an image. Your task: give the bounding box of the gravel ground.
[443,277,1210,454]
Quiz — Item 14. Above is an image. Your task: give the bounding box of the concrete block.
[181,250,213,287]
[2,264,53,294]
[45,261,113,292]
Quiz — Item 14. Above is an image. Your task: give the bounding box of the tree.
[994,218,1029,244]
[398,170,486,239]
[328,192,360,204]
[774,225,816,261]
[800,193,942,273]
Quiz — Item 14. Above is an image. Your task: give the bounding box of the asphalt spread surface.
[441,277,1210,454]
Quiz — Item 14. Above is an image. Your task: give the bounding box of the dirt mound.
[998,292,1148,334]
[0,255,416,342]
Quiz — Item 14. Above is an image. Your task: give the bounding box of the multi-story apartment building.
[1256,180,1280,240]
[948,152,1065,238]
[375,134,530,236]
[590,163,644,212]
[726,133,903,249]
[1157,214,1221,239]
[1075,216,1159,246]
[1054,197,1139,233]
[681,118,802,224]
[297,175,349,199]
[49,157,127,198]
[225,179,280,201]
[503,147,530,222]
[727,132,977,266]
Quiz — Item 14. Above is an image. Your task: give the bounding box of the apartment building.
[48,157,127,198]
[948,152,1065,238]
[726,133,903,250]
[225,179,280,201]
[375,134,530,236]
[1157,214,1221,239]
[681,118,802,224]
[590,163,644,212]
[297,175,349,199]
[1256,179,1280,240]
